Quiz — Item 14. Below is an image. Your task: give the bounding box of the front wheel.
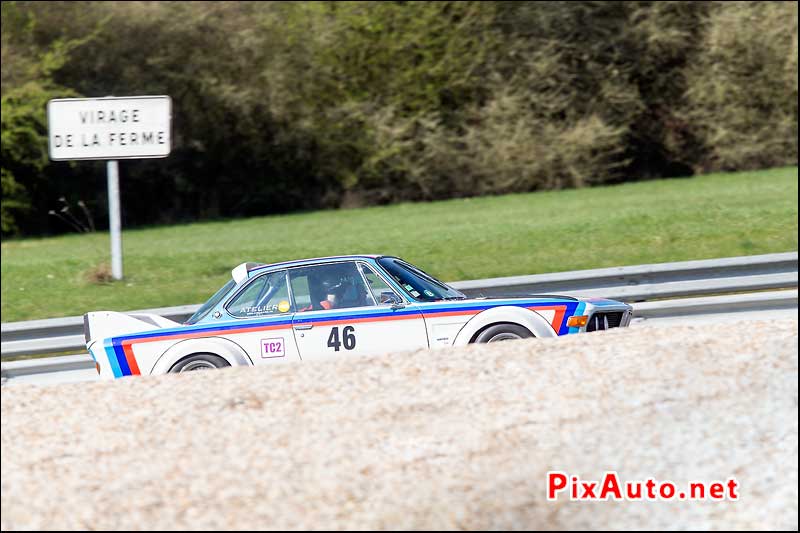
[473,323,533,343]
[169,353,230,373]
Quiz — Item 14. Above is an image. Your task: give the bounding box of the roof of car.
[248,255,385,274]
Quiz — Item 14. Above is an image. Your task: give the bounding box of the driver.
[317,276,344,310]
[299,271,346,312]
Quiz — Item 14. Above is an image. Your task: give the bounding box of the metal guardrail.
[0,304,200,358]
[2,252,797,359]
[632,289,798,318]
[451,251,798,298]
[1,354,97,381]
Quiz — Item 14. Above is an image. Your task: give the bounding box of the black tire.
[473,323,533,343]
[169,353,230,373]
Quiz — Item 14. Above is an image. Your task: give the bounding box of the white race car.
[84,255,632,379]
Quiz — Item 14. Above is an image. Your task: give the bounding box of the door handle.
[294,324,313,330]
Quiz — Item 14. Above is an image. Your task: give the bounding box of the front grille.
[586,312,624,332]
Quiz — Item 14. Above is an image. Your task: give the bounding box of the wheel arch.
[452,306,557,346]
[149,336,253,375]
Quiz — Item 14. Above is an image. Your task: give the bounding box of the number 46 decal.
[327,326,356,351]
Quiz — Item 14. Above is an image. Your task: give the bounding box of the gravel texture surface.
[2,318,798,530]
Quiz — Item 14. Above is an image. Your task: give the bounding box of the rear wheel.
[473,323,533,343]
[169,354,230,373]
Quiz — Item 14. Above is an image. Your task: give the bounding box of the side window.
[359,263,402,305]
[226,270,292,318]
[291,274,312,310]
[290,262,374,312]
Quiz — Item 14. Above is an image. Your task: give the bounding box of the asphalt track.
[1,317,796,529]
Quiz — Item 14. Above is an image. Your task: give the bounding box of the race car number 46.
[327,326,356,352]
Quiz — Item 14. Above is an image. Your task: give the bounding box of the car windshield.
[185,279,236,325]
[377,257,466,302]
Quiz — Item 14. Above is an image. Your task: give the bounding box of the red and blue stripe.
[102,298,582,378]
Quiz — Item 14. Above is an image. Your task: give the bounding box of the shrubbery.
[1,1,797,236]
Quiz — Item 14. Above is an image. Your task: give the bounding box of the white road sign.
[47,96,172,160]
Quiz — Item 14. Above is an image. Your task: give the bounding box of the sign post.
[107,160,122,279]
[47,96,172,280]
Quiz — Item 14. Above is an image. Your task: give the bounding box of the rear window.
[185,279,236,325]
[226,270,292,318]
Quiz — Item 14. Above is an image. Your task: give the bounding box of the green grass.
[2,167,797,322]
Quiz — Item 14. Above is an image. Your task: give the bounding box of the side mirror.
[379,291,402,305]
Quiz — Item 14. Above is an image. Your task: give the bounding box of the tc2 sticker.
[261,337,286,358]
